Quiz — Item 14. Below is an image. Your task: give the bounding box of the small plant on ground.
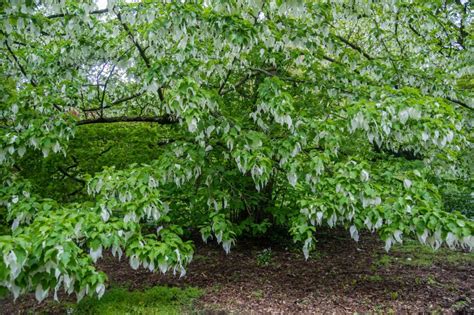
[390,291,399,300]
[452,297,471,312]
[426,275,440,287]
[256,248,273,267]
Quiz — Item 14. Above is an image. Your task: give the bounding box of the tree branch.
[76,115,177,125]
[82,91,144,112]
[446,97,473,110]
[116,11,150,68]
[57,166,86,184]
[335,35,373,60]
[47,9,109,19]
[218,69,233,95]
[4,40,37,86]
[455,0,468,49]
[115,10,165,102]
[100,64,116,118]
[112,91,144,105]
[5,40,62,111]
[221,73,254,95]
[322,54,339,64]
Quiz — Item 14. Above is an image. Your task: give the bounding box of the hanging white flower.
[445,232,457,248]
[287,172,297,187]
[418,229,429,244]
[393,230,403,243]
[350,225,359,242]
[158,261,169,274]
[303,237,312,260]
[90,245,103,263]
[96,283,105,299]
[129,255,140,270]
[384,237,393,252]
[100,206,110,222]
[12,104,19,114]
[35,284,49,302]
[360,170,370,182]
[188,118,198,133]
[316,211,323,225]
[403,179,412,189]
[222,240,232,254]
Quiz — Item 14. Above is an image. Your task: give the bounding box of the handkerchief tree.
[1,0,473,302]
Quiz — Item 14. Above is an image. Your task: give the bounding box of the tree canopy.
[0,0,473,302]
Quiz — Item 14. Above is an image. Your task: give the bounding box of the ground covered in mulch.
[2,229,473,314]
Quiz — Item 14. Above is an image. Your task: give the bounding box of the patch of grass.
[374,240,474,268]
[74,286,202,315]
[251,289,264,300]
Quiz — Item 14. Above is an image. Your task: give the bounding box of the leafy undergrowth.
[1,231,472,314]
[74,286,202,315]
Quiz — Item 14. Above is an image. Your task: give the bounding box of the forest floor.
[1,229,473,314]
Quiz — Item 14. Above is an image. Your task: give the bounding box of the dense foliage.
[1,0,473,302]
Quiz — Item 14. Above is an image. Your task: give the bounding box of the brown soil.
[1,230,473,314]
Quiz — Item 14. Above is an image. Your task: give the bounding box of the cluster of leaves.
[0,0,473,303]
